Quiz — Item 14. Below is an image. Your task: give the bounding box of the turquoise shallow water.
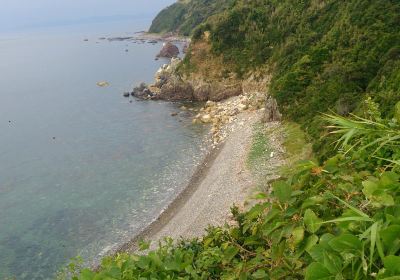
[0,20,207,279]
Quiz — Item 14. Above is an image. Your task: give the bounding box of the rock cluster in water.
[130,57,243,102]
[125,43,281,147]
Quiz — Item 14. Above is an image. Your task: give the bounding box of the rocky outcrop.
[132,83,154,99]
[209,83,243,101]
[157,77,194,101]
[157,42,180,58]
[191,81,243,102]
[131,58,267,105]
[262,95,282,122]
[193,83,211,101]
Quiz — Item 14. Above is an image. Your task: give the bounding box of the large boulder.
[157,77,194,101]
[262,95,282,122]
[157,42,180,58]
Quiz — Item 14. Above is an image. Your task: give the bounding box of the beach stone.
[238,103,248,111]
[201,114,212,123]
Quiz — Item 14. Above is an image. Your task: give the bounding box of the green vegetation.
[247,123,271,171]
[69,1,400,279]
[207,0,400,148]
[152,0,400,155]
[149,0,235,36]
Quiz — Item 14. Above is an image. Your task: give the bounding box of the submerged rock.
[97,81,109,87]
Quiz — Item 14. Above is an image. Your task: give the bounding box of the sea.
[0,18,208,279]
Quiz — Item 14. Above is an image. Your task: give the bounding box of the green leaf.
[363,179,395,206]
[322,216,373,224]
[329,234,362,252]
[305,262,333,280]
[292,226,305,245]
[362,180,379,197]
[370,222,378,269]
[138,240,151,251]
[252,269,267,279]
[223,246,240,262]
[380,172,400,188]
[304,209,322,233]
[272,180,292,203]
[322,250,343,274]
[301,196,325,209]
[304,234,319,251]
[78,269,95,280]
[380,225,400,253]
[384,255,400,274]
[308,244,326,263]
[253,192,267,199]
[328,193,370,218]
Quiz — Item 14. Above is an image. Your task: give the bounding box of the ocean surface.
[0,19,208,279]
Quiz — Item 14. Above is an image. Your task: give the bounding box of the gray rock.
[156,78,194,101]
[262,95,282,122]
[157,42,180,58]
[132,83,154,99]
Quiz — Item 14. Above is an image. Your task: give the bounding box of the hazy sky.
[0,0,175,31]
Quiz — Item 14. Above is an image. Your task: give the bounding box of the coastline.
[116,110,261,254]
[115,136,224,254]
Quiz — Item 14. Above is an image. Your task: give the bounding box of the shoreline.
[94,110,262,268]
[118,110,261,254]
[115,139,225,254]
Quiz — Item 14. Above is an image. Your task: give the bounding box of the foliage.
[148,0,235,36]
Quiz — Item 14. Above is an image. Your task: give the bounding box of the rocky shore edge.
[91,46,285,265]
[125,48,282,146]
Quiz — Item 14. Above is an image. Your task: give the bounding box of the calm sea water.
[0,20,207,279]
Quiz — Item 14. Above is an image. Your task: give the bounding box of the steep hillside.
[148,0,234,35]
[207,0,400,124]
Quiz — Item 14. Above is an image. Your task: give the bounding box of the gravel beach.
[117,110,263,254]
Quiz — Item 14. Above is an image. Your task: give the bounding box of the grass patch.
[247,123,270,170]
[281,122,313,165]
